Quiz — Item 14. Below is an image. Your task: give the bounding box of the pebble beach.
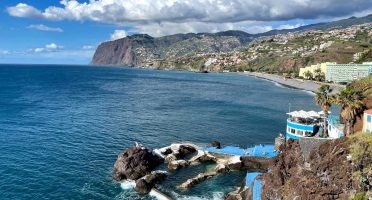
[240,72,344,94]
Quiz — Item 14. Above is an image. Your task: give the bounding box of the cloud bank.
[7,0,372,36]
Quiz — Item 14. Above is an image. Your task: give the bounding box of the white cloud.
[82,45,95,50]
[6,0,372,36]
[7,3,43,19]
[45,43,59,49]
[32,43,63,53]
[132,21,274,36]
[110,30,127,40]
[27,24,63,32]
[7,0,372,23]
[34,48,45,53]
[277,23,304,30]
[242,25,273,34]
[133,22,236,37]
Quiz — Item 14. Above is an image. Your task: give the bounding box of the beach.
[240,72,345,94]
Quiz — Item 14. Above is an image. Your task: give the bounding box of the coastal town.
[2,1,372,199]
[137,22,372,74]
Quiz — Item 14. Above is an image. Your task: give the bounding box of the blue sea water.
[0,65,319,200]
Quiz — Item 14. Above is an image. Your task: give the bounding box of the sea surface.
[0,65,319,200]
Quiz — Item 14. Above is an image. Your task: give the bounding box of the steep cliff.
[92,34,153,66]
[91,31,253,67]
[261,137,372,200]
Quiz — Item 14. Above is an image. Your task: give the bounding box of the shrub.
[349,133,372,191]
[349,192,366,200]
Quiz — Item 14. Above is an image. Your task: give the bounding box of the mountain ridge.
[91,14,372,68]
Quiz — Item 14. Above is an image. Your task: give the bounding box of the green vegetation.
[349,133,372,194]
[313,68,325,82]
[315,85,333,137]
[356,49,372,63]
[304,71,313,80]
[334,87,365,136]
[350,192,367,200]
[351,75,372,96]
[313,76,371,137]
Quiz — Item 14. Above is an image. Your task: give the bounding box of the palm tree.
[334,87,364,136]
[315,85,333,137]
[314,68,325,82]
[304,71,313,80]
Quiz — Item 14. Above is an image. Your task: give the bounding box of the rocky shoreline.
[112,141,273,199]
[112,135,372,200]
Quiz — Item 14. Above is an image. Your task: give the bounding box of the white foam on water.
[120,180,136,190]
[274,82,286,88]
[228,156,241,164]
[173,192,224,200]
[303,90,315,96]
[149,190,171,200]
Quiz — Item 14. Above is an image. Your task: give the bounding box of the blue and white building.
[327,115,344,138]
[286,110,344,139]
[363,109,372,133]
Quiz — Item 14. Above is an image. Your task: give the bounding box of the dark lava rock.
[135,171,167,194]
[227,161,242,171]
[178,145,197,158]
[112,146,162,181]
[209,141,221,149]
[241,156,270,171]
[227,156,270,171]
[162,148,173,155]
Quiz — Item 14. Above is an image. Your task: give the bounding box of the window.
[287,127,291,132]
[291,128,295,134]
[329,125,332,131]
[296,130,304,136]
[366,129,371,133]
[367,115,371,123]
[305,131,312,136]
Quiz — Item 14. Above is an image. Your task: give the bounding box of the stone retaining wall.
[298,137,333,161]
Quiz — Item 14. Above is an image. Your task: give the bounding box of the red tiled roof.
[365,109,372,115]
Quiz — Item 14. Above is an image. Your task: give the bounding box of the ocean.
[0,65,319,199]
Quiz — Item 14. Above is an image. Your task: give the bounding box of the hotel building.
[299,62,372,83]
[326,62,372,83]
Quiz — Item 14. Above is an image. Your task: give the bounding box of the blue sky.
[0,0,371,64]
